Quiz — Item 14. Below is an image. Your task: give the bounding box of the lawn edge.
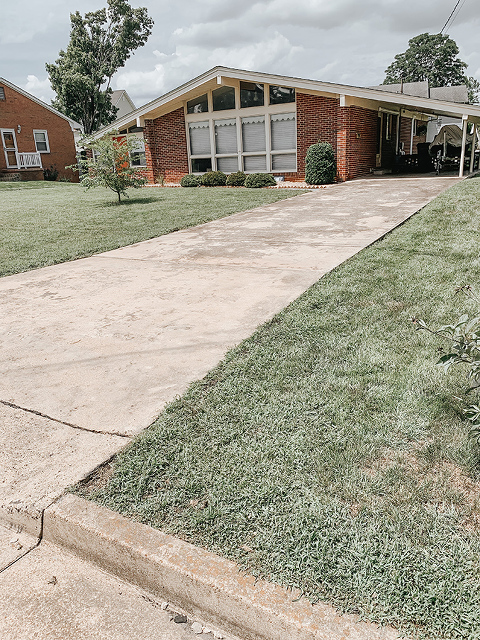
[44,494,401,640]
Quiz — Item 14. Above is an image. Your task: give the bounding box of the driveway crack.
[0,400,131,439]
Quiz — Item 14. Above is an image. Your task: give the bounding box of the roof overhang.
[91,66,480,139]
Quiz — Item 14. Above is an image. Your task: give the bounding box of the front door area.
[1,129,19,168]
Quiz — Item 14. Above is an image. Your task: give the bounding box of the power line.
[441,0,467,33]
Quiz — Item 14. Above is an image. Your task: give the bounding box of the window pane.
[130,152,146,166]
[269,86,295,105]
[0,87,5,100]
[271,113,296,150]
[217,156,239,172]
[191,157,212,172]
[242,116,265,152]
[34,131,48,152]
[272,153,296,171]
[212,86,235,111]
[244,155,266,171]
[240,81,264,108]
[215,119,237,154]
[189,122,211,155]
[187,94,208,114]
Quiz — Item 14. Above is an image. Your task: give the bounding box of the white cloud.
[23,75,54,104]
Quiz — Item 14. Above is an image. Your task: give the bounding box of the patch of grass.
[0,182,305,277]
[79,178,480,639]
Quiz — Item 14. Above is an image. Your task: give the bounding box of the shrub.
[43,165,59,181]
[305,142,336,184]
[180,173,200,187]
[226,171,246,186]
[200,170,227,186]
[244,173,276,188]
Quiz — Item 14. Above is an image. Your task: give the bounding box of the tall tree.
[383,32,479,103]
[46,0,153,134]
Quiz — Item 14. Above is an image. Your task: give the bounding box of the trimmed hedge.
[305,142,336,185]
[245,173,276,188]
[200,171,227,186]
[226,171,247,187]
[180,174,200,187]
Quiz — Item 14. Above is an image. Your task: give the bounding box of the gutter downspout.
[409,117,415,155]
[469,124,477,174]
[459,115,468,178]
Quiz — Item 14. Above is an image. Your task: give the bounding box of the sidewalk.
[0,176,460,638]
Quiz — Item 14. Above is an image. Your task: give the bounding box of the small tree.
[74,134,147,202]
[305,142,336,185]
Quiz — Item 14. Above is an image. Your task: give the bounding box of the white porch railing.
[18,152,42,168]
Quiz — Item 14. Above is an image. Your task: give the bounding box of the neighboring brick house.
[0,77,81,182]
[92,67,480,184]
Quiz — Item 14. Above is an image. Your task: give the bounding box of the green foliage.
[304,142,336,185]
[46,0,153,133]
[244,173,276,188]
[73,133,147,202]
[226,171,246,186]
[200,171,227,186]
[43,165,59,181]
[383,32,479,104]
[180,174,200,187]
[415,286,480,444]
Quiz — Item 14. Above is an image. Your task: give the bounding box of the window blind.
[242,116,265,152]
[215,119,237,154]
[244,155,267,171]
[272,153,296,171]
[217,156,239,172]
[189,121,211,155]
[271,113,296,150]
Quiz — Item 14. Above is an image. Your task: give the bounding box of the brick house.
[92,67,480,184]
[0,77,81,182]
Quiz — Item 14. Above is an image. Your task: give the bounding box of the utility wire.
[441,0,466,33]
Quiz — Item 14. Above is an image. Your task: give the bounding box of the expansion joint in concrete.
[0,400,131,439]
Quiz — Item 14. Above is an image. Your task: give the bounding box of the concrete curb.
[44,494,400,640]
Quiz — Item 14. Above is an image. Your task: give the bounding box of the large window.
[269,85,295,105]
[187,94,208,114]
[33,130,50,153]
[189,121,211,155]
[270,113,296,172]
[212,86,235,111]
[185,82,297,174]
[130,137,146,166]
[240,82,264,108]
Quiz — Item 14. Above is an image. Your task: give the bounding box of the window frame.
[184,81,297,174]
[33,129,50,153]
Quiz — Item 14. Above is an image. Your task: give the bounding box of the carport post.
[469,124,477,174]
[459,115,468,178]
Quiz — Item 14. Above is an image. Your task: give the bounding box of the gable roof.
[92,66,480,138]
[111,89,136,110]
[0,77,82,131]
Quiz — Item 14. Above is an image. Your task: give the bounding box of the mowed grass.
[0,182,306,277]
[81,177,480,640]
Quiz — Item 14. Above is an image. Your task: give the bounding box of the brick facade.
[144,108,189,183]
[0,81,78,181]
[142,93,378,184]
[399,116,427,154]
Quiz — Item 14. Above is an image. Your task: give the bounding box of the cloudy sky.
[1,0,479,108]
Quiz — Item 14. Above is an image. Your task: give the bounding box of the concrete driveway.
[0,175,459,536]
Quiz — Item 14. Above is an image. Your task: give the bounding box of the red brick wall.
[142,94,378,184]
[0,82,78,181]
[337,106,377,181]
[399,116,426,154]
[144,108,189,183]
[295,92,338,180]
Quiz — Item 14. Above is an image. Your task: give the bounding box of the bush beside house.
[305,142,336,184]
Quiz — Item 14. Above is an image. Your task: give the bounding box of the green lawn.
[80,177,480,640]
[0,182,305,277]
